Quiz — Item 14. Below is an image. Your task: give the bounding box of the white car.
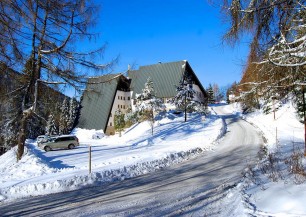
[38,135,80,152]
[37,135,51,144]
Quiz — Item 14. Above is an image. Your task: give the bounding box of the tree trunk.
[151,110,154,135]
[17,110,32,161]
[303,87,306,156]
[184,94,187,122]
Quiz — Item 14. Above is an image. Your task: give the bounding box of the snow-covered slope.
[224,102,306,216]
[0,111,224,202]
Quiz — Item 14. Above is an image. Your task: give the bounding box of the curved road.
[0,105,263,216]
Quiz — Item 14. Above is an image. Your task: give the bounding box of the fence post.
[276,127,278,146]
[89,144,92,174]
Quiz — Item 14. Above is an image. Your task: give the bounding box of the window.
[118,96,120,100]
[123,105,125,109]
[121,96,122,100]
[128,97,130,100]
[121,105,123,108]
[124,97,125,100]
[118,105,120,108]
[110,122,112,126]
[110,113,112,117]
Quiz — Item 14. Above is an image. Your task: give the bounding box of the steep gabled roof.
[128,60,207,99]
[78,61,207,131]
[128,61,186,98]
[184,61,208,98]
[78,74,122,131]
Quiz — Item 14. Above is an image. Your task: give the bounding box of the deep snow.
[0,111,224,202]
[224,102,306,216]
[1,102,305,217]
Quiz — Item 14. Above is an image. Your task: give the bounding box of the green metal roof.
[78,61,207,131]
[128,60,207,98]
[128,61,186,98]
[78,74,121,131]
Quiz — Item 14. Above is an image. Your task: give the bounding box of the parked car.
[39,135,79,152]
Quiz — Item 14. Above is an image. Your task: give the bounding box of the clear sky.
[87,0,250,88]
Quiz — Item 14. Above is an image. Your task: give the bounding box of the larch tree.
[222,0,306,66]
[221,0,306,154]
[0,1,113,160]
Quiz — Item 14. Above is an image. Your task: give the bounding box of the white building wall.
[107,90,132,131]
[106,84,205,130]
[130,91,138,112]
[192,84,205,103]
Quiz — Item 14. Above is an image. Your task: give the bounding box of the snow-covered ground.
[224,102,306,216]
[1,102,305,216]
[0,111,224,202]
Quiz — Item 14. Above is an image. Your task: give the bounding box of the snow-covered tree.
[171,75,197,122]
[67,98,79,132]
[206,84,215,104]
[213,83,224,102]
[2,117,20,153]
[0,1,112,160]
[59,98,70,135]
[194,103,210,115]
[114,109,125,137]
[124,108,139,127]
[222,0,306,67]
[294,86,306,122]
[136,77,165,135]
[45,114,58,136]
[222,0,306,153]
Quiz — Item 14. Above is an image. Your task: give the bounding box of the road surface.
[0,105,263,216]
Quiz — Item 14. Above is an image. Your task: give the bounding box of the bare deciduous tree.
[221,0,306,154]
[0,0,114,160]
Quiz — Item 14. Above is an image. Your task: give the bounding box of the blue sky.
[87,0,250,88]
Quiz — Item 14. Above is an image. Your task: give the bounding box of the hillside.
[1,101,305,216]
[0,110,224,202]
[224,101,306,216]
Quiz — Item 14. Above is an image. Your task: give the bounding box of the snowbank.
[0,112,225,202]
[72,128,104,141]
[226,102,306,216]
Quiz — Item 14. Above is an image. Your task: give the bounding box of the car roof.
[56,135,76,138]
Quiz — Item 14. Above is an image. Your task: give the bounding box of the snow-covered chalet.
[78,60,207,135]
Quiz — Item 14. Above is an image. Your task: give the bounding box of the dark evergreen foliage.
[206,84,215,104]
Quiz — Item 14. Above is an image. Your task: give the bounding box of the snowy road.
[0,105,263,216]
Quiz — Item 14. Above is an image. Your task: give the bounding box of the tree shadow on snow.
[27,144,75,169]
[130,114,219,150]
[0,140,261,217]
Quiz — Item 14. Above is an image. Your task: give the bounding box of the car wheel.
[44,146,51,152]
[68,144,75,149]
